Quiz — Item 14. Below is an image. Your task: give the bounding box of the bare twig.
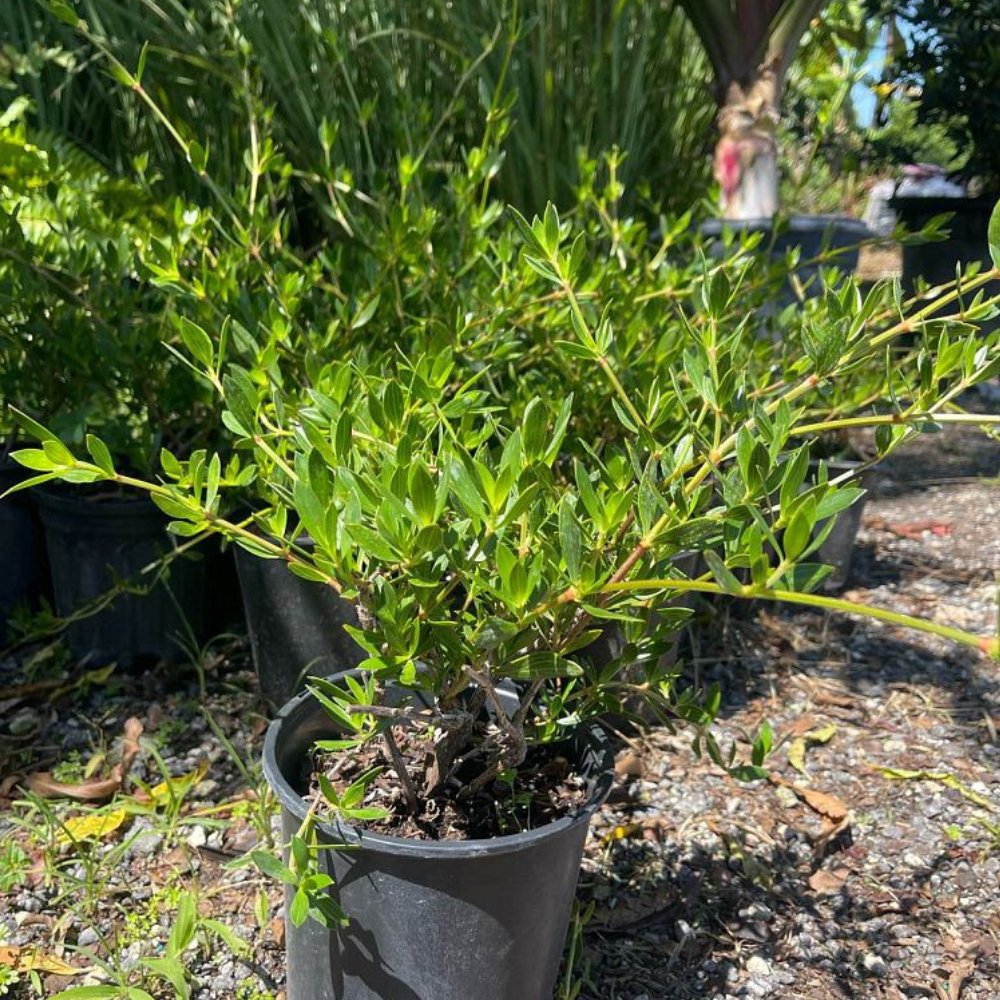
[383,727,420,816]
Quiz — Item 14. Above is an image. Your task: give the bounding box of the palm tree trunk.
[713,64,780,219]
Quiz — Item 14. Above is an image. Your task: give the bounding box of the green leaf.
[409,462,436,527]
[345,806,390,821]
[11,408,60,445]
[543,202,560,255]
[10,448,55,472]
[167,891,197,956]
[201,917,250,956]
[143,956,190,1000]
[293,480,328,548]
[160,448,183,478]
[522,255,561,284]
[657,517,721,551]
[317,772,341,807]
[352,295,380,330]
[85,435,115,476]
[702,550,743,595]
[136,41,149,84]
[250,850,296,885]
[49,990,124,1000]
[42,438,74,466]
[508,207,546,256]
[177,318,214,370]
[559,494,582,581]
[503,652,583,680]
[222,367,258,436]
[45,1,79,27]
[289,886,310,926]
[783,502,814,561]
[990,199,1000,270]
[188,139,208,173]
[522,397,547,459]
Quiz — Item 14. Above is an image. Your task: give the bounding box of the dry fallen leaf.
[808,868,849,894]
[0,945,87,976]
[614,749,647,780]
[771,775,849,821]
[25,773,123,801]
[935,958,974,1000]
[57,807,130,844]
[25,717,143,802]
[787,724,837,776]
[876,766,996,813]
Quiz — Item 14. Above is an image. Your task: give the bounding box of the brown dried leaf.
[936,958,974,1000]
[770,775,849,821]
[119,716,143,774]
[813,814,852,861]
[784,715,827,737]
[25,772,123,802]
[0,945,86,975]
[808,868,849,894]
[25,716,144,801]
[614,749,647,780]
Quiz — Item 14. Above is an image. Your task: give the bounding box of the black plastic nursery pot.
[0,459,52,644]
[34,488,207,665]
[892,195,997,293]
[812,459,873,592]
[700,214,871,305]
[235,544,366,709]
[262,681,616,1000]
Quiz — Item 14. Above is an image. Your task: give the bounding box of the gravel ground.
[1,421,998,1000]
[577,421,1000,1000]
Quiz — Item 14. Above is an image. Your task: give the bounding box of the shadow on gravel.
[682,599,999,726]
[577,828,985,1000]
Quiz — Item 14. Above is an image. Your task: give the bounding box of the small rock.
[186,826,208,849]
[15,893,42,913]
[130,831,163,857]
[194,778,219,798]
[77,926,100,948]
[861,952,888,977]
[746,955,772,979]
[8,707,39,735]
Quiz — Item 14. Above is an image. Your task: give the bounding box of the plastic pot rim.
[698,214,871,239]
[262,680,616,861]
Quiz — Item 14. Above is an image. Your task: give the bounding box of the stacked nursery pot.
[0,456,52,644]
[34,487,208,666]
[235,538,366,709]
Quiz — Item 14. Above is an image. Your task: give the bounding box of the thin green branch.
[601,578,999,657]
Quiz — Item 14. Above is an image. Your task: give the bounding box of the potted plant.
[12,193,1000,997]
[0,102,221,663]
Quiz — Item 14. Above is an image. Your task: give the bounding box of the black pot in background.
[234,545,366,709]
[203,540,245,636]
[0,460,52,644]
[35,489,207,666]
[812,458,874,592]
[700,214,871,307]
[892,195,998,292]
[262,680,615,1000]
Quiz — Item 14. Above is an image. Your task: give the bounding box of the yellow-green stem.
[601,578,999,656]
